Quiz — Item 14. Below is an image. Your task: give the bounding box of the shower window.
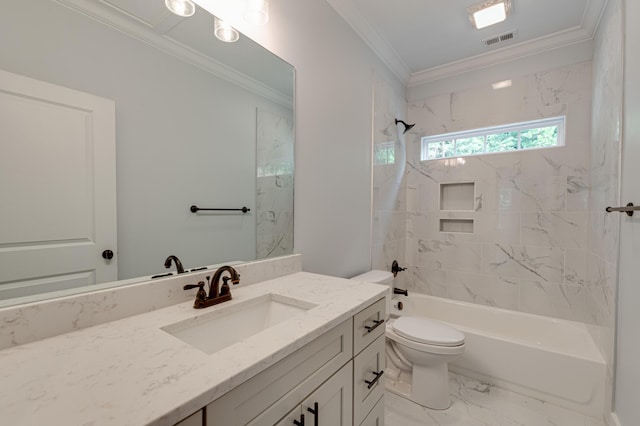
[421,116,565,161]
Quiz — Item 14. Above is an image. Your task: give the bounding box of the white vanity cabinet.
[275,362,353,426]
[174,410,203,426]
[205,319,353,425]
[184,297,386,426]
[351,298,386,426]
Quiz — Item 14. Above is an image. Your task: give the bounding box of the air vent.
[482,29,518,47]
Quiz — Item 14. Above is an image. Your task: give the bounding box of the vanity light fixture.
[468,0,512,30]
[244,0,269,25]
[165,0,196,17]
[492,79,512,90]
[214,17,240,42]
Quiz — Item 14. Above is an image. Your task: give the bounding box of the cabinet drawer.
[206,319,353,425]
[353,298,386,355]
[353,335,385,426]
[359,394,384,426]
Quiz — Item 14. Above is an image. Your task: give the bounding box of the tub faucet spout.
[394,288,408,296]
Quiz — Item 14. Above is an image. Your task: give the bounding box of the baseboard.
[611,412,622,426]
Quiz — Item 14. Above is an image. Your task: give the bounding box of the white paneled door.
[0,69,117,300]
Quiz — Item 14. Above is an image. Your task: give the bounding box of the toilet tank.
[351,270,394,316]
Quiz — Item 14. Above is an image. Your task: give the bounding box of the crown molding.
[54,0,293,108]
[408,25,595,87]
[327,0,607,89]
[325,0,412,85]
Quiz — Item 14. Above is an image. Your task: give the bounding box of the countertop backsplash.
[0,254,302,350]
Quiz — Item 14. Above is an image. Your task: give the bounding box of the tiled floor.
[385,373,606,426]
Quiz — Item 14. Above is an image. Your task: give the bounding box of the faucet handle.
[183,282,203,290]
[219,276,231,296]
[184,281,207,302]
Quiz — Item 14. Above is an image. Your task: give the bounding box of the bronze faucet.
[183,265,240,309]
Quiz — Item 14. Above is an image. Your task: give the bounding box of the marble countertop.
[0,272,388,426]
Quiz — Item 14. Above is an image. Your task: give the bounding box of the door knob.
[102,249,114,260]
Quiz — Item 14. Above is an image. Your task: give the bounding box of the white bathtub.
[389,293,606,417]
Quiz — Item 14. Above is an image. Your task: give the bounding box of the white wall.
[615,1,640,423]
[213,0,407,277]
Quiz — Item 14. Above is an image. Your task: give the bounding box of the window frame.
[420,116,565,161]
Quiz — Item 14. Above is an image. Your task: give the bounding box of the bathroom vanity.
[0,263,388,426]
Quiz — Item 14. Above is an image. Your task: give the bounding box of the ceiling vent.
[482,29,518,47]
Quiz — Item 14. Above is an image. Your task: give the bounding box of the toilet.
[351,270,465,410]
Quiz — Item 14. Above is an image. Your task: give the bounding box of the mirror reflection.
[0,0,294,306]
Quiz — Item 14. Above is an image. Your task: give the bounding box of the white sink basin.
[162,293,316,354]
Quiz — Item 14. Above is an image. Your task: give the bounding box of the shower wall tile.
[494,175,567,212]
[447,271,519,310]
[481,244,565,283]
[372,239,406,274]
[567,176,590,211]
[520,212,588,248]
[402,266,448,298]
[519,280,588,322]
[417,239,483,273]
[372,211,406,244]
[564,248,588,286]
[404,61,593,323]
[584,1,623,413]
[256,109,294,259]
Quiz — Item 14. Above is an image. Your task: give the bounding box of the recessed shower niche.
[439,182,474,233]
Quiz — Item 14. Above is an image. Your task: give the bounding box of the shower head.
[395,119,415,134]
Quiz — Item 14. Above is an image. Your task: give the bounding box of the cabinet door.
[302,361,353,426]
[174,410,203,426]
[353,336,385,425]
[359,395,384,426]
[276,362,353,426]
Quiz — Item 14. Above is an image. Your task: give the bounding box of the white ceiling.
[327,0,608,85]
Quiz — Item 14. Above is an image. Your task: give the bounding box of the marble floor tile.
[385,373,605,426]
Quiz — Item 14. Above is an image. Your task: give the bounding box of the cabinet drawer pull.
[365,370,384,389]
[364,319,384,333]
[306,402,318,426]
[293,413,305,426]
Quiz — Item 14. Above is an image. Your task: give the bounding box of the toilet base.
[385,363,453,410]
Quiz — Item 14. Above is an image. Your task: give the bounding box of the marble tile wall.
[401,61,594,323]
[256,108,295,259]
[586,0,623,418]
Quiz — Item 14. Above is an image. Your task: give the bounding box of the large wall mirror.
[0,0,294,307]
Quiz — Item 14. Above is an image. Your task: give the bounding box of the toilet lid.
[392,316,464,347]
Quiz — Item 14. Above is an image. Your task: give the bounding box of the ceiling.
[327,0,608,85]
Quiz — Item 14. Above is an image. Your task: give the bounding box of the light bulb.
[214,17,240,43]
[165,0,196,17]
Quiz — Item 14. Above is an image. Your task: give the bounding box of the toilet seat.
[392,316,464,347]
